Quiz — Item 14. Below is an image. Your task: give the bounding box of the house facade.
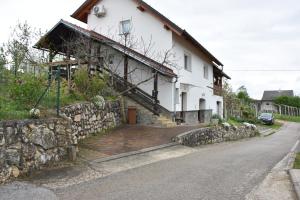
[71,0,230,123]
[37,0,230,124]
[260,90,294,113]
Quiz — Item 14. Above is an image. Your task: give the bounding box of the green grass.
[0,80,86,121]
[275,114,300,123]
[260,121,283,130]
[294,153,300,169]
[227,119,242,126]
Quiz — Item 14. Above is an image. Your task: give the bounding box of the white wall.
[106,46,174,111]
[171,33,223,115]
[88,0,173,58]
[87,0,224,115]
[261,101,276,112]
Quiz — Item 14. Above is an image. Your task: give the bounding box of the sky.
[1,0,300,99]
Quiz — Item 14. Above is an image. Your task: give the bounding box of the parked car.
[258,113,274,125]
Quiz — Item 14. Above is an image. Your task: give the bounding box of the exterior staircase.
[124,97,176,128]
[154,115,177,128]
[102,67,176,127]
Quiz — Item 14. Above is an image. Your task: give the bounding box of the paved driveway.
[79,125,202,161]
[55,122,300,200]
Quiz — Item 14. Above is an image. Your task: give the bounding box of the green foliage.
[8,73,45,109]
[237,85,251,104]
[211,114,223,124]
[73,67,112,99]
[274,96,300,108]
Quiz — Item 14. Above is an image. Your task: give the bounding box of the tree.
[0,46,6,71]
[5,21,48,76]
[274,96,300,108]
[236,85,250,104]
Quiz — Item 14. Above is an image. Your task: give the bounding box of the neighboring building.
[36,0,230,124]
[260,90,294,113]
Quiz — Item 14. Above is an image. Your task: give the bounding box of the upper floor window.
[119,20,131,35]
[204,65,209,79]
[184,53,192,71]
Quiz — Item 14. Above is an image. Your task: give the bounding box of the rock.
[5,127,16,145]
[0,149,6,167]
[74,115,81,122]
[11,166,20,178]
[0,135,5,146]
[29,108,40,118]
[29,126,57,150]
[6,149,20,166]
[22,144,36,160]
[222,122,231,131]
[48,123,55,130]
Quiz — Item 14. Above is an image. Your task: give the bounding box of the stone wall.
[174,124,259,147]
[0,100,122,183]
[0,119,72,183]
[61,100,122,142]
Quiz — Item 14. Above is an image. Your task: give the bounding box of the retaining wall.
[0,100,121,183]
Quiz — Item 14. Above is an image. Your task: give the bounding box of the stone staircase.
[124,97,176,128]
[153,115,177,128]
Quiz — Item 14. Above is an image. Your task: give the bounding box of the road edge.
[289,140,300,200]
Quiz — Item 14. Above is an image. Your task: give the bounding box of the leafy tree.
[0,46,6,70]
[236,85,251,104]
[5,21,47,76]
[274,96,300,108]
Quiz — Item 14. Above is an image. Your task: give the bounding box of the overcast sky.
[1,0,300,99]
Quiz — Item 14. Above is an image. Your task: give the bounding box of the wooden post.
[279,105,282,115]
[66,50,71,93]
[48,51,55,83]
[152,70,159,114]
[124,55,128,83]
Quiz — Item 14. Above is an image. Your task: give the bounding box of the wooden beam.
[137,5,145,12]
[45,60,87,68]
[164,24,170,31]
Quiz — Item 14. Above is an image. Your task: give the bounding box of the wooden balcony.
[213,85,222,96]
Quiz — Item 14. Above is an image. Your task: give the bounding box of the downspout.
[172,76,178,122]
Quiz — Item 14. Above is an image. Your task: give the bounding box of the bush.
[73,67,115,100]
[212,114,223,124]
[8,74,46,109]
[274,96,300,108]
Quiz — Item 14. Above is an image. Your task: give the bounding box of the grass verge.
[275,114,300,123]
[294,153,300,169]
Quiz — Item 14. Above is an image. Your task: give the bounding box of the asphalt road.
[54,122,300,200]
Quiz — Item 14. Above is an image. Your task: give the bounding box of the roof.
[71,0,224,67]
[262,90,294,101]
[35,20,176,77]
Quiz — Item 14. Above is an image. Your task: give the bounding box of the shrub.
[212,114,223,124]
[73,67,114,99]
[8,73,46,109]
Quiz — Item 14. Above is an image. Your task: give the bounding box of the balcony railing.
[213,85,222,96]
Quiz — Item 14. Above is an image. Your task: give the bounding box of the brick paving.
[78,125,202,161]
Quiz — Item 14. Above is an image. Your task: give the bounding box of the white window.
[119,20,131,35]
[184,53,192,71]
[204,65,209,79]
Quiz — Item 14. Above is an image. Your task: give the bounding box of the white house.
[260,90,294,113]
[37,0,230,124]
